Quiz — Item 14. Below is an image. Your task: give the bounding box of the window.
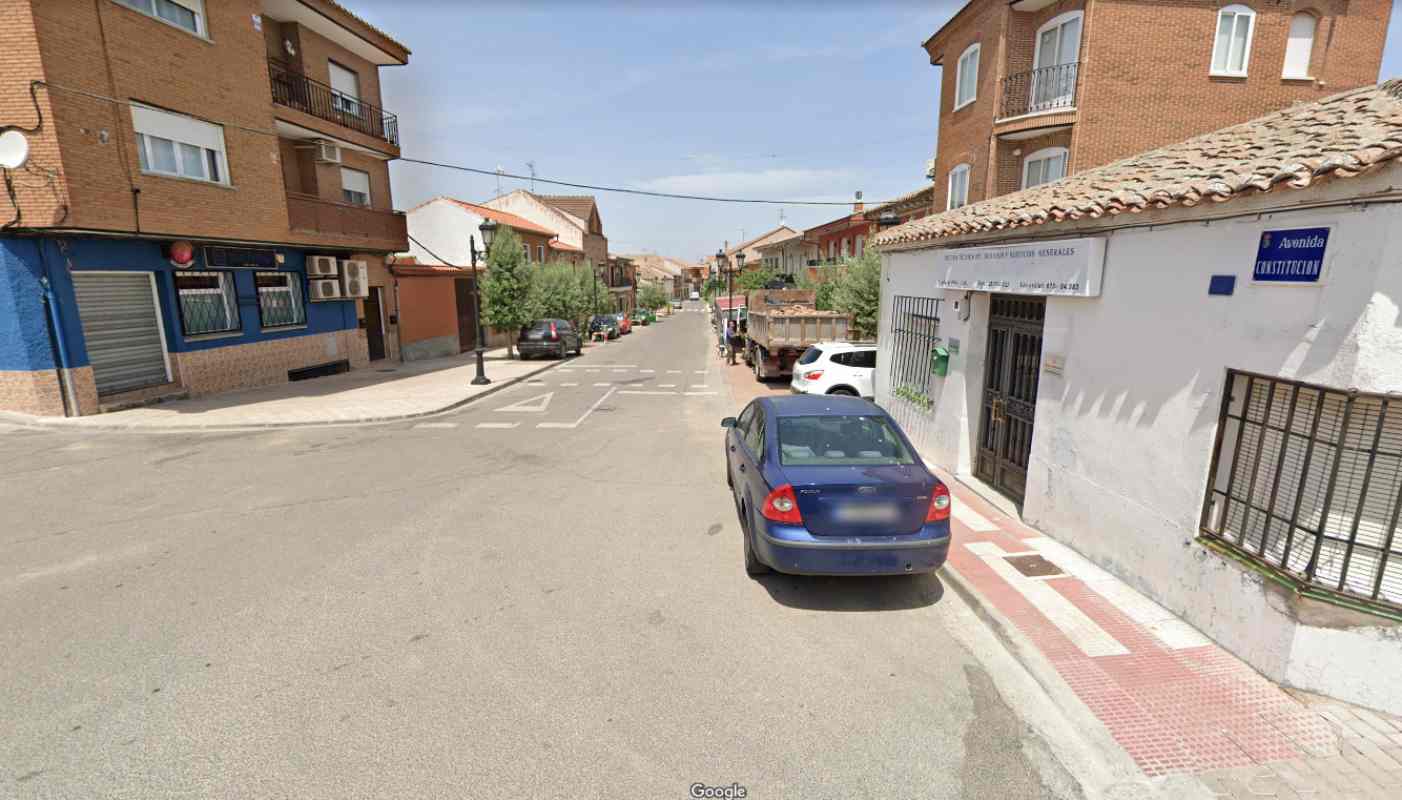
[114,0,205,37]
[842,238,850,257]
[538,245,545,263]
[1032,12,1082,110]
[1211,5,1256,76]
[744,409,766,457]
[255,272,306,329]
[828,241,836,260]
[340,167,370,206]
[856,235,865,256]
[954,43,980,109]
[522,243,530,261]
[777,415,915,467]
[174,271,240,336]
[947,163,970,209]
[1022,147,1068,189]
[849,349,877,369]
[1283,13,1317,78]
[132,104,228,185]
[328,61,362,117]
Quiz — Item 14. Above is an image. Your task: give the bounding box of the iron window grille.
[255,272,307,329]
[175,271,240,336]
[1201,370,1402,612]
[887,295,942,407]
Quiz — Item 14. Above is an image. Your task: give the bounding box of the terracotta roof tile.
[874,81,1402,251]
[548,239,582,252]
[537,195,598,223]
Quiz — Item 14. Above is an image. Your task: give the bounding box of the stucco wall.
[395,272,460,354]
[877,165,1402,714]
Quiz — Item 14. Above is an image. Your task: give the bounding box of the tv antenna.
[526,161,536,192]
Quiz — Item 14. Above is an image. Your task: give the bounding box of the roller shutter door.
[72,272,170,395]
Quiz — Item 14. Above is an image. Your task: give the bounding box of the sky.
[360,0,1402,264]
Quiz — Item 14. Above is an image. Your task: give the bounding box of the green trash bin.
[931,345,950,377]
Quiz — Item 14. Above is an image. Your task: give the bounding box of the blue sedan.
[722,395,952,577]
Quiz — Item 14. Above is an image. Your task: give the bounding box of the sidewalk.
[0,346,570,431]
[938,475,1402,799]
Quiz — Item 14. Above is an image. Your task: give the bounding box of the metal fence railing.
[268,59,400,146]
[999,62,1079,120]
[1201,370,1402,611]
[887,296,943,404]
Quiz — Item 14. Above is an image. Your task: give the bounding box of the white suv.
[790,342,877,398]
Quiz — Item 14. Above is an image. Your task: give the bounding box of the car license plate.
[835,503,899,523]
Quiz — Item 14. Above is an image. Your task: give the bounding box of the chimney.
[853,190,864,213]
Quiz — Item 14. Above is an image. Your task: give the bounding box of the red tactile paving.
[942,479,1339,777]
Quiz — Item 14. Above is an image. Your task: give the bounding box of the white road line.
[414,422,458,429]
[593,382,611,387]
[1025,538,1212,650]
[683,391,718,396]
[952,502,1000,532]
[611,368,628,373]
[964,540,1129,658]
[693,370,706,374]
[640,369,655,373]
[691,384,708,389]
[619,390,676,396]
[586,369,600,373]
[535,385,618,429]
[659,384,676,388]
[561,382,579,387]
[475,422,519,429]
[666,369,682,373]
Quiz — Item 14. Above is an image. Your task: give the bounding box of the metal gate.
[72,272,171,396]
[975,295,1046,505]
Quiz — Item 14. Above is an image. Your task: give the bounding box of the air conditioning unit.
[309,278,343,301]
[307,255,339,276]
[314,140,341,164]
[340,260,369,298]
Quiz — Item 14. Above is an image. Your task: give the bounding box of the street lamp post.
[468,218,498,386]
[730,252,745,364]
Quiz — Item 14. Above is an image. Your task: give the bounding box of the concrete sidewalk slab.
[0,346,586,431]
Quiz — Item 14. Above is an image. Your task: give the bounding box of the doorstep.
[933,468,1402,797]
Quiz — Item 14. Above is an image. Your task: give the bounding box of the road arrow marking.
[496,392,555,413]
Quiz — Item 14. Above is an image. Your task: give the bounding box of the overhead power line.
[32,81,905,207]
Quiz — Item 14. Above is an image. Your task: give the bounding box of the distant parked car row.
[523,308,661,357]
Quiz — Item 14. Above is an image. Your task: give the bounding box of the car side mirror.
[720,417,737,428]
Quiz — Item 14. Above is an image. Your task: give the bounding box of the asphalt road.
[0,305,1099,799]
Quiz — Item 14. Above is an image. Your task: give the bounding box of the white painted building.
[872,82,1402,715]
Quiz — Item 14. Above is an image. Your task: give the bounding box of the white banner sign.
[933,237,1106,297]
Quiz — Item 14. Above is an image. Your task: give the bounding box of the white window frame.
[1282,12,1317,79]
[340,167,371,207]
[1022,146,1069,189]
[254,271,307,330]
[113,0,207,38]
[1211,4,1256,78]
[131,103,229,185]
[954,43,980,110]
[856,234,865,256]
[947,163,971,210]
[174,270,240,337]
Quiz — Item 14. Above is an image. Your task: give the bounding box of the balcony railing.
[268,59,399,147]
[998,62,1079,120]
[286,192,407,250]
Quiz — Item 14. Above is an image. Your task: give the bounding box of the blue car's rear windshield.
[776,415,915,466]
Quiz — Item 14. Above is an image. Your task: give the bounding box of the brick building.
[0,0,410,416]
[924,0,1391,212]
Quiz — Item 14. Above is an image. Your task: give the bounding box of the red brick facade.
[925,0,1391,212]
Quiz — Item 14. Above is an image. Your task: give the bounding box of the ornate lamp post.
[468,218,498,385]
[730,251,745,364]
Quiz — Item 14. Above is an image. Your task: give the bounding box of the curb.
[0,357,569,434]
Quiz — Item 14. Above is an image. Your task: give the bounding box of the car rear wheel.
[742,512,771,576]
[575,340,583,355]
[558,342,567,359]
[828,387,857,396]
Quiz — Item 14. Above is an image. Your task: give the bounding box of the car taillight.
[926,483,951,523]
[803,370,824,381]
[761,484,803,525]
[549,322,558,340]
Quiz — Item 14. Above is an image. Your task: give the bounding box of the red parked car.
[613,312,632,335]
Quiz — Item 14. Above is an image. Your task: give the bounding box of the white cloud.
[635,168,859,201]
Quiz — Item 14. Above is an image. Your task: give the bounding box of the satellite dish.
[0,130,30,170]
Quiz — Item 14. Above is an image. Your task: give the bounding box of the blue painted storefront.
[0,235,358,374]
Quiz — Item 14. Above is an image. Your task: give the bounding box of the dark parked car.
[589,314,620,339]
[518,319,582,359]
[722,395,951,577]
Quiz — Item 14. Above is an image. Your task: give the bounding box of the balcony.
[998,62,1079,120]
[286,192,407,252]
[268,59,399,147]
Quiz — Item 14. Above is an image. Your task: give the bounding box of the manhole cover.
[1004,554,1064,578]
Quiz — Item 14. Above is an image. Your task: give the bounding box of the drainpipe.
[38,275,75,417]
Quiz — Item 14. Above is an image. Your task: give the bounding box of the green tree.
[797,266,838,311]
[480,227,534,358]
[638,282,669,311]
[530,262,585,328]
[701,276,724,301]
[829,251,882,340]
[576,261,612,318]
[735,267,777,292]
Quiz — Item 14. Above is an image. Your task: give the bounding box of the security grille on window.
[133,104,228,185]
[341,168,371,206]
[1202,370,1402,611]
[887,295,942,400]
[115,0,206,37]
[255,273,307,328]
[175,271,240,335]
